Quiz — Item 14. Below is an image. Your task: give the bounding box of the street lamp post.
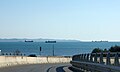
[53,44,54,56]
[40,47,41,56]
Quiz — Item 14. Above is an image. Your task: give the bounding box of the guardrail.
[70,52,120,72]
[0,52,26,56]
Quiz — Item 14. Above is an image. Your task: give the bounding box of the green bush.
[92,48,103,53]
[28,54,37,57]
[92,45,120,53]
[109,45,120,52]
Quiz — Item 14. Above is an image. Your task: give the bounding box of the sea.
[0,42,120,56]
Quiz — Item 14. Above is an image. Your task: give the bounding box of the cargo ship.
[45,41,56,43]
[25,40,33,42]
[92,40,108,42]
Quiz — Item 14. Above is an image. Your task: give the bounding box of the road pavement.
[0,63,73,72]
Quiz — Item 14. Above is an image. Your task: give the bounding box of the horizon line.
[0,38,120,42]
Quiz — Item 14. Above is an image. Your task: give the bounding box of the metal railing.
[0,52,26,56]
[72,52,120,65]
[70,52,120,72]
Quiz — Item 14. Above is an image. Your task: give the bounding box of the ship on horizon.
[45,40,56,43]
[92,40,108,42]
[25,40,33,42]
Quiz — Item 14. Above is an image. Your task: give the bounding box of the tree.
[103,48,108,52]
[109,45,120,52]
[91,45,120,54]
[92,48,103,53]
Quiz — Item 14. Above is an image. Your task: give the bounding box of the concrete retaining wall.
[0,56,72,68]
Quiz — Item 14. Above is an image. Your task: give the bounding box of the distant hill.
[0,38,80,42]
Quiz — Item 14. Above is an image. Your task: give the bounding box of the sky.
[0,0,120,41]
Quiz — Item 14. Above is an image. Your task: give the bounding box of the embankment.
[0,56,72,68]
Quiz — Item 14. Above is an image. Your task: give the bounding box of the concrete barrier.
[47,56,71,63]
[0,56,71,68]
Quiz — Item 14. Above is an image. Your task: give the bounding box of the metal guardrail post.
[114,53,119,66]
[78,55,81,61]
[86,54,89,61]
[100,52,104,64]
[106,52,111,65]
[90,54,93,62]
[81,54,83,61]
[83,54,86,61]
[79,54,82,60]
[94,53,98,63]
[77,55,80,61]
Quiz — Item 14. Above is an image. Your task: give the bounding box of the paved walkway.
[0,63,73,72]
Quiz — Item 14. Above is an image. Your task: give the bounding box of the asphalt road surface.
[0,63,73,72]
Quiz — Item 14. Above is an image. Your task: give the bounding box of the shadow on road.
[47,67,53,72]
[68,67,84,72]
[56,66,66,72]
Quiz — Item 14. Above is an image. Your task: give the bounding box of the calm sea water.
[0,42,120,56]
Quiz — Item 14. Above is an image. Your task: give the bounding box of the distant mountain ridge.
[0,38,80,42]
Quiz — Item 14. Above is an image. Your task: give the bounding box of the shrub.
[109,45,120,52]
[92,48,103,53]
[28,54,37,57]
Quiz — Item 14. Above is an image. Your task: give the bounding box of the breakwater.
[0,56,72,68]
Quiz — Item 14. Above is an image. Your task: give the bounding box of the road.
[0,63,73,72]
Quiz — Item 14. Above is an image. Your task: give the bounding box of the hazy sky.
[0,0,120,41]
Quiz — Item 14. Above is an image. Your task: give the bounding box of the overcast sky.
[0,0,120,41]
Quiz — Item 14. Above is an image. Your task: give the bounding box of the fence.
[70,52,120,72]
[1,52,26,56]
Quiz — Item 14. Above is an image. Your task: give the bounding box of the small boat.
[25,40,33,42]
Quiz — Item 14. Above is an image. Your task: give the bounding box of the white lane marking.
[63,67,73,72]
